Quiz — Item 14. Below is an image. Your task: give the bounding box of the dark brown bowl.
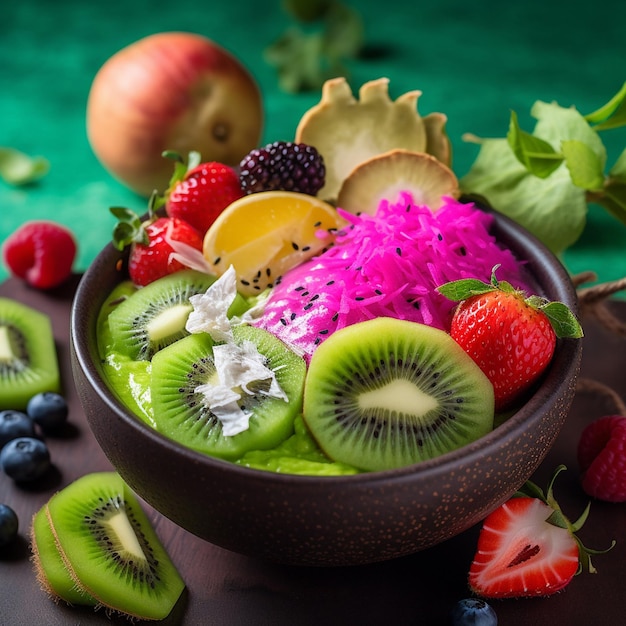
[70,207,582,567]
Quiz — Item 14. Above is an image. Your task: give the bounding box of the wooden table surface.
[0,275,625,626]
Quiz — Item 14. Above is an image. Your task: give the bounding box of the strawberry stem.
[516,465,615,576]
[162,150,202,196]
[109,206,150,250]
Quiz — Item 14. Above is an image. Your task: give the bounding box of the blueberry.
[0,437,51,482]
[0,410,36,448]
[450,598,498,626]
[26,392,68,433]
[0,504,19,547]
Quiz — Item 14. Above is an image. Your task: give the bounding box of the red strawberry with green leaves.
[110,204,206,287]
[438,265,583,410]
[469,465,613,598]
[160,151,243,236]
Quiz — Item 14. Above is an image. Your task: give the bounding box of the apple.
[86,32,264,197]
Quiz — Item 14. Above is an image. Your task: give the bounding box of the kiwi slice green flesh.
[45,472,185,621]
[303,317,495,472]
[107,269,248,361]
[0,297,60,410]
[150,325,306,461]
[30,506,97,607]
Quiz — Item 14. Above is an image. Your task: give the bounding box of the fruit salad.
[96,78,582,476]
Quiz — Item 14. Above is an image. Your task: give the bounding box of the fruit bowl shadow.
[70,207,582,567]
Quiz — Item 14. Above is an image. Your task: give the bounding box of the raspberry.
[239,141,325,196]
[2,221,77,289]
[577,415,626,502]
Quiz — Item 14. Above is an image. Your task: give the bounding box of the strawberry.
[469,466,613,598]
[578,414,626,502]
[161,151,243,236]
[438,265,583,410]
[2,220,77,289]
[110,205,206,287]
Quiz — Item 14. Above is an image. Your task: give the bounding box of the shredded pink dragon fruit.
[254,193,530,361]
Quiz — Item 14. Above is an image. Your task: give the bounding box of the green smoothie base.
[96,281,360,477]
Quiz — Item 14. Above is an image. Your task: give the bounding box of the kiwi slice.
[45,472,185,621]
[107,269,247,361]
[303,317,494,472]
[150,325,306,461]
[30,506,97,607]
[0,297,60,410]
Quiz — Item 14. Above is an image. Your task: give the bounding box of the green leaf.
[281,0,332,22]
[0,147,49,186]
[540,301,584,338]
[437,278,494,301]
[516,478,545,500]
[561,140,605,191]
[570,501,591,534]
[109,206,147,249]
[585,81,626,131]
[595,181,626,226]
[545,464,567,506]
[460,138,588,255]
[546,508,569,530]
[265,0,364,93]
[609,148,626,182]
[265,28,337,93]
[531,101,607,170]
[507,111,563,178]
[110,206,140,224]
[323,2,364,59]
[111,222,133,251]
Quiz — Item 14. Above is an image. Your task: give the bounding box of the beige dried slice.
[295,77,428,202]
[422,112,452,167]
[336,149,460,215]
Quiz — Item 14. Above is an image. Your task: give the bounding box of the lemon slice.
[203,191,346,296]
[336,149,459,215]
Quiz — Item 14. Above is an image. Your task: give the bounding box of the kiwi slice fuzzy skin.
[44,472,185,621]
[107,269,247,361]
[150,325,306,461]
[303,317,495,472]
[30,506,97,607]
[0,297,61,410]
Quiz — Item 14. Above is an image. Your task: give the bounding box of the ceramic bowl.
[70,207,582,567]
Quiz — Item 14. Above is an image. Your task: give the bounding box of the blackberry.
[239,141,325,196]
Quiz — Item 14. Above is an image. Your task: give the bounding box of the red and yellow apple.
[86,32,264,197]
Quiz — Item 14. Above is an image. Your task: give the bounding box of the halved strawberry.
[469,466,613,599]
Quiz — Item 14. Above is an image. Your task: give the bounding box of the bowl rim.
[71,203,581,486]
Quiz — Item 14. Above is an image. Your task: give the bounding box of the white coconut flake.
[186,265,238,342]
[194,339,288,437]
[165,224,214,274]
[194,382,248,436]
[186,267,288,436]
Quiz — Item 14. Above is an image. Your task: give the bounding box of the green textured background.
[1,0,625,286]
